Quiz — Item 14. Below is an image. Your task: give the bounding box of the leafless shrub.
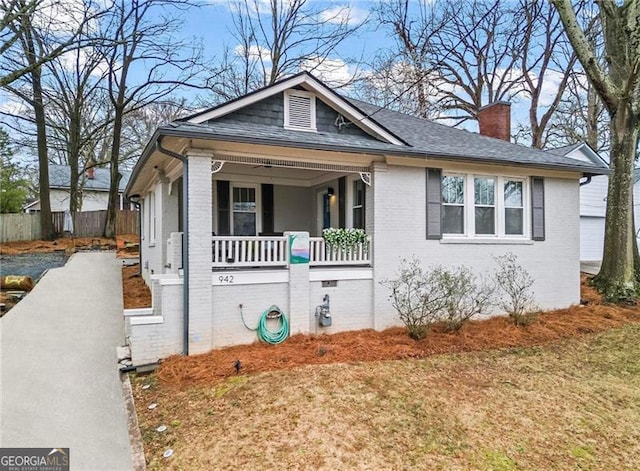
[493,252,538,326]
[383,258,494,338]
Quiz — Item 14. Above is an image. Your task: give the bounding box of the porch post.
[285,231,311,335]
[186,152,213,354]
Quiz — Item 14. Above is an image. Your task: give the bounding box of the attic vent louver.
[284,90,316,131]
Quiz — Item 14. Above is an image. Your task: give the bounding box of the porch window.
[352,179,365,229]
[232,186,257,236]
[442,175,464,234]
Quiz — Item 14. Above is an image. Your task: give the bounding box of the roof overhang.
[126,126,608,197]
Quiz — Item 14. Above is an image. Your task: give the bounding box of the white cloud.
[56,47,112,78]
[319,5,367,26]
[33,0,96,36]
[233,44,271,62]
[0,95,29,117]
[300,56,354,88]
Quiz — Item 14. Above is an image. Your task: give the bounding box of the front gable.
[185,72,406,146]
[210,90,378,141]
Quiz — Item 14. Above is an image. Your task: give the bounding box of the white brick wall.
[186,154,214,354]
[372,164,581,329]
[127,280,184,365]
[309,279,373,334]
[212,282,289,348]
[129,159,582,364]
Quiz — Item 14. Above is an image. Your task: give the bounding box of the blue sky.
[0,0,571,145]
[175,0,552,135]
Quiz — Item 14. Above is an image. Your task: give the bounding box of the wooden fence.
[0,209,139,243]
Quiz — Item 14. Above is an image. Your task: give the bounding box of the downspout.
[580,175,592,186]
[155,136,190,356]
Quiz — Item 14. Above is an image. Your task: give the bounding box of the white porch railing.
[309,236,371,266]
[211,235,371,268]
[212,236,288,268]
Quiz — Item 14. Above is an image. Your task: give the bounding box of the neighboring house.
[123,72,607,366]
[23,164,132,213]
[548,143,640,262]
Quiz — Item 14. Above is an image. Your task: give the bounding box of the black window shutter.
[338,176,346,228]
[531,177,545,241]
[217,180,230,235]
[426,168,442,239]
[261,183,274,234]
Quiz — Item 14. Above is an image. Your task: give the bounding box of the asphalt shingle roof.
[162,100,606,173]
[344,98,605,170]
[49,164,130,192]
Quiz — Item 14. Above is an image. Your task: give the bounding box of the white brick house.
[123,72,607,365]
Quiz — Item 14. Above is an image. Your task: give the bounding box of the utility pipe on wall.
[155,136,190,356]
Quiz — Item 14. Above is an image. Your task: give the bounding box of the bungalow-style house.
[23,164,132,213]
[548,143,639,262]
[123,72,607,366]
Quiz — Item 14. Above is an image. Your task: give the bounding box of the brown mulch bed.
[0,234,138,256]
[155,274,640,389]
[122,264,151,309]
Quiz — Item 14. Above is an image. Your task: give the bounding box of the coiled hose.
[240,304,289,345]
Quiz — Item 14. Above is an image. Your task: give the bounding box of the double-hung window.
[441,174,528,238]
[474,177,496,235]
[504,180,524,235]
[352,179,366,229]
[442,175,465,234]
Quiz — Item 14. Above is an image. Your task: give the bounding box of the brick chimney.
[478,101,511,141]
[86,160,96,180]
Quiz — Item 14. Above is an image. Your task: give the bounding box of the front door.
[316,191,331,235]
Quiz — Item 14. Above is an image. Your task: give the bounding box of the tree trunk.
[23,21,54,239]
[593,104,639,301]
[104,106,123,238]
[68,107,80,215]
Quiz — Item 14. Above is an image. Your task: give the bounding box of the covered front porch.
[126,145,384,365]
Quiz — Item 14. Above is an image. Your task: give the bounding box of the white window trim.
[284,89,317,132]
[230,182,262,236]
[442,173,530,239]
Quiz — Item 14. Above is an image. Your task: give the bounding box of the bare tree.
[545,69,608,151]
[369,0,448,118]
[0,0,98,87]
[207,0,361,100]
[517,0,578,148]
[553,0,640,301]
[429,0,527,126]
[98,0,204,237]
[43,38,112,214]
[3,1,55,238]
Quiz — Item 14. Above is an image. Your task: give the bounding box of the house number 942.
[218,275,234,284]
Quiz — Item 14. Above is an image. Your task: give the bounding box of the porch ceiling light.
[328,187,335,196]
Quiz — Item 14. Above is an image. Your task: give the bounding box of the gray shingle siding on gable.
[316,100,371,138]
[212,91,376,139]
[213,93,285,127]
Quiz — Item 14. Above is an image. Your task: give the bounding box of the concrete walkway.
[1,252,133,470]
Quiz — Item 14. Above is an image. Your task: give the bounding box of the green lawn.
[133,324,640,470]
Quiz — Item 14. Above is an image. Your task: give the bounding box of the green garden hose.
[239,304,289,345]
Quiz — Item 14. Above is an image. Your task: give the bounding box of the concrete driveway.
[580,261,602,275]
[1,252,133,470]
